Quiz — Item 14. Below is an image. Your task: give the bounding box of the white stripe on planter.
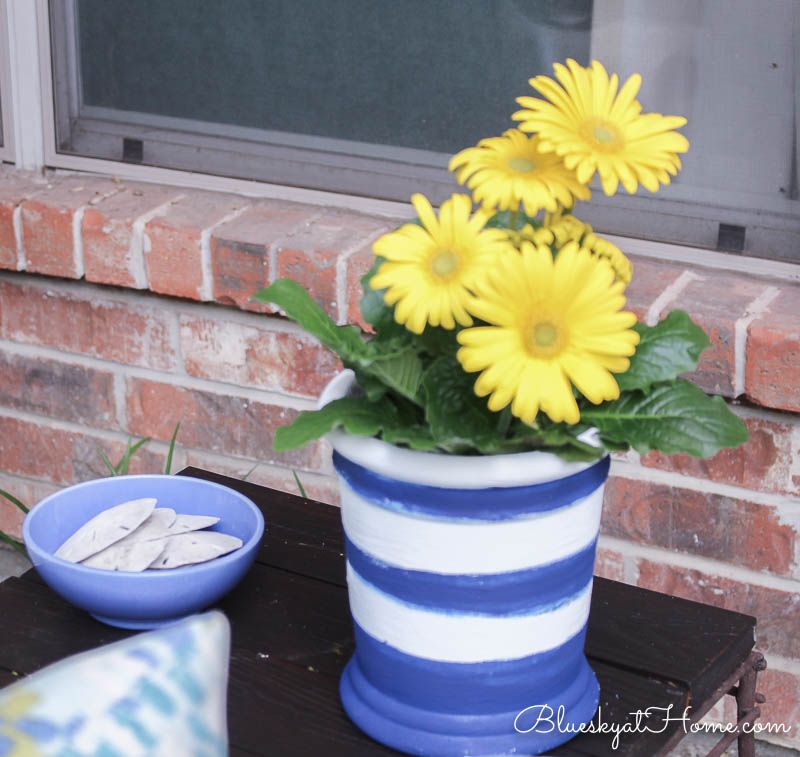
[347,564,593,663]
[340,481,604,575]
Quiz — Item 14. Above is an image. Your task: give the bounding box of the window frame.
[0,0,16,161]
[30,0,800,270]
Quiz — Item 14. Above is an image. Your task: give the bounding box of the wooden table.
[0,468,765,756]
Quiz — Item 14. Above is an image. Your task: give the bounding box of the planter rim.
[320,370,607,489]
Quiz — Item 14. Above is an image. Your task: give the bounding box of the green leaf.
[382,424,438,451]
[359,257,406,339]
[0,531,28,559]
[505,420,606,461]
[583,379,749,458]
[292,470,308,498]
[415,325,461,358]
[359,341,424,406]
[485,209,539,231]
[0,488,28,514]
[164,422,180,475]
[257,278,423,406]
[274,397,400,451]
[618,310,710,393]
[253,279,365,359]
[97,448,118,476]
[240,463,259,482]
[115,437,150,476]
[422,358,504,454]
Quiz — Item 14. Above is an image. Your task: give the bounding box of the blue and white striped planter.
[321,372,607,756]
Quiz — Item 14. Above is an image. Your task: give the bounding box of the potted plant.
[255,59,747,757]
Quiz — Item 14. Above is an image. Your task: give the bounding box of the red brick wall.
[1,167,799,746]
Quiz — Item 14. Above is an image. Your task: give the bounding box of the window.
[41,0,800,262]
[0,0,14,161]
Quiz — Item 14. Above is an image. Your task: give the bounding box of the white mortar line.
[198,204,252,301]
[0,270,323,339]
[0,468,60,492]
[645,269,703,326]
[185,446,338,488]
[164,309,185,378]
[610,458,800,509]
[730,400,800,426]
[264,209,327,312]
[12,203,24,270]
[0,404,331,480]
[112,372,127,429]
[0,337,318,411]
[761,653,800,677]
[733,286,781,397]
[791,425,800,508]
[597,534,800,593]
[71,205,86,278]
[0,405,166,446]
[335,224,392,326]
[130,195,185,288]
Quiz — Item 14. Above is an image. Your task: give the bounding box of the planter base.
[341,653,600,756]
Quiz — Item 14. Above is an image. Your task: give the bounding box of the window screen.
[48,0,799,262]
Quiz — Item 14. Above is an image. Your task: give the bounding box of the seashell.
[82,538,167,572]
[148,532,243,569]
[79,508,176,567]
[167,513,220,534]
[54,498,157,563]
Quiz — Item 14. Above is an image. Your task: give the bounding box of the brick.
[0,279,178,371]
[346,247,379,332]
[183,451,340,507]
[275,211,389,322]
[757,667,800,746]
[0,415,165,487]
[622,256,687,322]
[0,350,117,428]
[594,546,625,582]
[179,314,341,398]
[21,176,121,278]
[82,183,181,288]
[125,378,327,473]
[603,477,797,577]
[642,415,798,497]
[663,274,770,397]
[144,191,249,300]
[746,290,800,413]
[211,203,313,311]
[0,472,59,541]
[0,169,48,270]
[635,558,800,658]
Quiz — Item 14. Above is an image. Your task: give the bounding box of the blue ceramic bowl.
[23,474,264,629]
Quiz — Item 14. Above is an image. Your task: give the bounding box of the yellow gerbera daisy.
[371,193,513,334]
[448,129,590,216]
[507,214,633,285]
[457,241,640,425]
[513,59,689,196]
[542,212,633,284]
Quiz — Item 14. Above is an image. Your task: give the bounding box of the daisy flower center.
[430,249,461,280]
[525,316,568,358]
[507,156,537,174]
[580,120,623,152]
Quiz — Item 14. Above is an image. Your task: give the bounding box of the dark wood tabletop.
[0,467,757,756]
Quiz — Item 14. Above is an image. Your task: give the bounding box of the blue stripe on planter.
[352,621,589,715]
[345,535,597,615]
[332,450,609,521]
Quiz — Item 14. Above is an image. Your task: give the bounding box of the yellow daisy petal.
[513,59,688,196]
[370,193,512,334]
[458,242,640,425]
[449,129,589,215]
